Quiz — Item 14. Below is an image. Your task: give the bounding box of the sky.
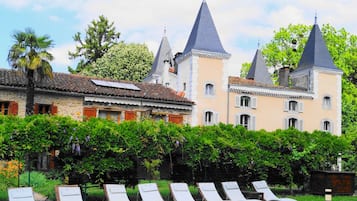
[0,0,356,76]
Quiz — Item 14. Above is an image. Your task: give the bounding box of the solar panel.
[91,79,141,91]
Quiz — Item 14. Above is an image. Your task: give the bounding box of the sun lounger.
[252,180,296,201]
[8,187,35,201]
[197,182,226,201]
[55,185,83,201]
[169,183,195,201]
[138,183,164,201]
[221,181,261,201]
[104,184,131,201]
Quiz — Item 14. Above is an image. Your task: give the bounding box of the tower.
[176,0,231,125]
[290,22,343,135]
[143,32,176,89]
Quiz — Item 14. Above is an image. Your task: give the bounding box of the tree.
[68,15,120,74]
[7,28,54,116]
[260,24,357,135]
[82,42,154,82]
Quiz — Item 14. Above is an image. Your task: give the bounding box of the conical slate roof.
[144,36,174,82]
[182,0,230,57]
[296,23,341,72]
[246,49,273,85]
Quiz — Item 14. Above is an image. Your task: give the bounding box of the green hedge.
[0,115,353,189]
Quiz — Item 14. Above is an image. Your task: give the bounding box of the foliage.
[0,115,354,189]
[0,160,23,191]
[82,42,153,81]
[68,15,121,74]
[19,171,48,187]
[7,28,54,115]
[260,24,357,135]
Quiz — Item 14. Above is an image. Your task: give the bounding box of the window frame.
[0,101,10,115]
[323,96,332,109]
[204,83,215,96]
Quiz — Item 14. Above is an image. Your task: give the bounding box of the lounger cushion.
[141,184,157,192]
[223,182,239,190]
[173,183,188,191]
[60,188,81,196]
[110,186,126,194]
[200,184,216,191]
[9,187,34,200]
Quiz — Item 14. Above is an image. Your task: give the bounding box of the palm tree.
[7,28,54,116]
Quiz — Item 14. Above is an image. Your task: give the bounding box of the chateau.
[144,1,343,135]
[0,1,342,135]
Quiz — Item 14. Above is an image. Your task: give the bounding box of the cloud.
[0,0,29,9]
[49,43,76,72]
[49,15,61,22]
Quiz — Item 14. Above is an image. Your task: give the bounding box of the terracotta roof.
[0,68,194,105]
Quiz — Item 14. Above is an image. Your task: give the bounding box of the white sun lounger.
[197,182,226,201]
[104,184,131,201]
[8,187,35,201]
[138,183,164,201]
[170,183,195,201]
[55,185,83,201]
[221,181,261,201]
[252,180,296,201]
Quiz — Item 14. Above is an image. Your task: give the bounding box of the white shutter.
[202,111,207,125]
[214,112,219,124]
[251,97,257,109]
[298,102,304,113]
[284,118,288,129]
[250,116,256,130]
[299,120,304,131]
[284,101,289,112]
[330,121,334,133]
[235,95,241,107]
[235,114,240,126]
[320,120,324,131]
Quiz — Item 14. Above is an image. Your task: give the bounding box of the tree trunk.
[25,70,35,116]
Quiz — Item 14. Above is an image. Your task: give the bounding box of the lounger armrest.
[242,191,264,200]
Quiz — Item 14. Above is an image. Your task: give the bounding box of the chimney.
[278,66,290,87]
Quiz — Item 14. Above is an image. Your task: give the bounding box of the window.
[240,96,250,107]
[236,114,256,130]
[235,95,257,109]
[288,118,298,128]
[240,114,250,129]
[152,114,166,122]
[205,83,214,95]
[204,111,217,125]
[38,104,51,114]
[323,96,331,109]
[0,101,9,115]
[285,117,303,131]
[321,120,333,133]
[289,101,298,111]
[284,100,303,112]
[98,110,121,123]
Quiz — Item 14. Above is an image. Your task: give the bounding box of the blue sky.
[0,0,356,76]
